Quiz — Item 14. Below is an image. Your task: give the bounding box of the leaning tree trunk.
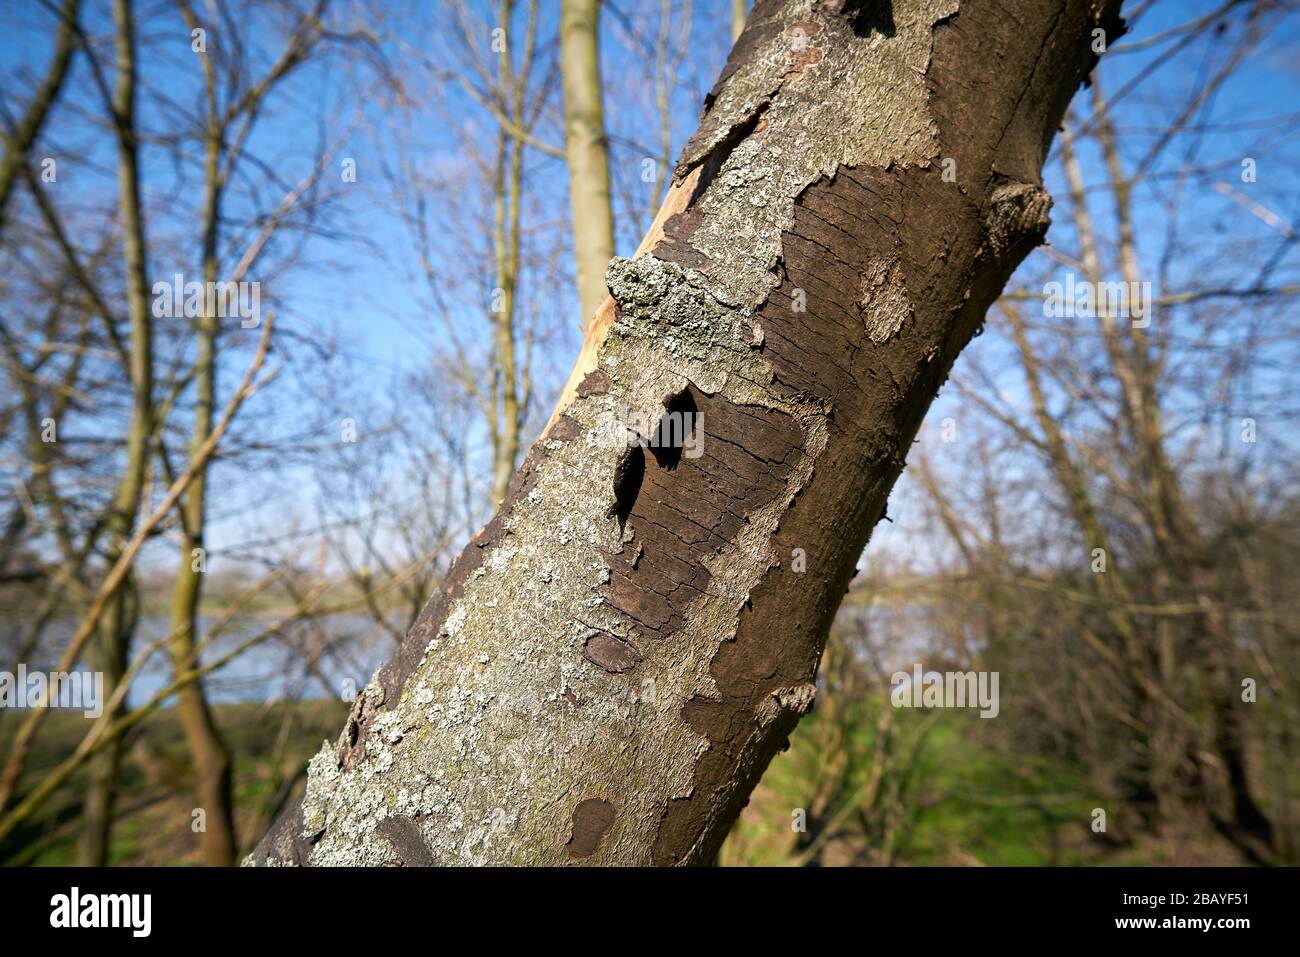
[251,0,1122,867]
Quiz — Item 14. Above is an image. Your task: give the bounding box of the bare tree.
[0,0,394,865]
[730,0,746,42]
[79,0,156,867]
[891,0,1300,864]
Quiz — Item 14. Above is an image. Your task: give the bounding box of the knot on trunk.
[757,682,818,726]
[984,180,1052,260]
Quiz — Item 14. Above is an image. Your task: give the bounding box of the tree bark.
[560,0,616,331]
[251,0,1122,867]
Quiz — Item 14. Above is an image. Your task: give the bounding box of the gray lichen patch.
[300,741,341,840]
[666,0,959,310]
[604,254,777,403]
[258,238,830,866]
[604,255,677,309]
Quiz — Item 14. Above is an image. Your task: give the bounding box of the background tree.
[561,0,616,331]
[80,0,155,866]
[0,0,393,863]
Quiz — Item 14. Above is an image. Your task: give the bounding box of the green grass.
[720,697,1245,867]
[1,699,349,866]
[2,693,1264,866]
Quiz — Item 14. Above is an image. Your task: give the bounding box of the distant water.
[1,614,396,707]
[4,602,956,709]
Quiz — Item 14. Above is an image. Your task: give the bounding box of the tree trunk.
[486,0,531,507]
[250,0,1122,867]
[79,0,154,867]
[560,0,616,331]
[164,2,239,867]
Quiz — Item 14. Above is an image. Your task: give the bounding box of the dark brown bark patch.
[602,384,803,642]
[565,798,616,859]
[576,368,611,398]
[648,145,1032,860]
[376,816,437,867]
[646,0,1079,850]
[549,413,582,443]
[582,631,642,674]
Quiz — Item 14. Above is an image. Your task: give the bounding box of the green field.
[2,697,1260,866]
[2,700,349,866]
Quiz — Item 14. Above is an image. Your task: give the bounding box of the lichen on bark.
[248,0,1123,867]
[664,0,958,310]
[246,247,823,865]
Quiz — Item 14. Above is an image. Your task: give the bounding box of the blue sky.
[2,0,1297,572]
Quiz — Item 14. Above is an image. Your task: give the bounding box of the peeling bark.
[250,0,1122,867]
